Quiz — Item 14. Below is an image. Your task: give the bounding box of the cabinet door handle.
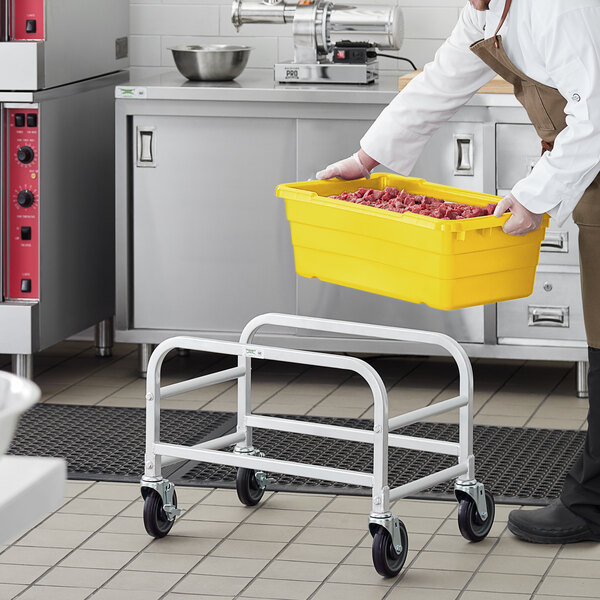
[454,134,474,176]
[541,231,568,253]
[528,306,569,327]
[137,127,156,167]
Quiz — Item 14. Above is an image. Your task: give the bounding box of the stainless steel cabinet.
[115,75,587,393]
[495,122,584,349]
[130,115,297,333]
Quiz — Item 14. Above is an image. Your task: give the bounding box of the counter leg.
[578,360,589,399]
[95,318,114,358]
[12,354,33,380]
[139,343,154,379]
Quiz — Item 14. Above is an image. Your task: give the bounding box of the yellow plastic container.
[275,173,549,311]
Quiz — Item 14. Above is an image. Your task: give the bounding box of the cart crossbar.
[161,366,246,400]
[245,414,460,456]
[154,442,374,487]
[161,431,246,467]
[388,395,468,431]
[389,463,469,500]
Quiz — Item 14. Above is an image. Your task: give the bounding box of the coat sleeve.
[511,6,600,226]
[360,3,495,175]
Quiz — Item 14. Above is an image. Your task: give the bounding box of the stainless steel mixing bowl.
[170,45,252,81]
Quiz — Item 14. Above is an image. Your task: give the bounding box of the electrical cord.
[375,53,418,71]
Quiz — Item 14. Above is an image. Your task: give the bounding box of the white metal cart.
[141,313,494,577]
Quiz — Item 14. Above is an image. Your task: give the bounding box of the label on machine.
[4,108,40,300]
[11,0,44,41]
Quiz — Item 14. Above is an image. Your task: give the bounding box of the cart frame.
[141,313,491,571]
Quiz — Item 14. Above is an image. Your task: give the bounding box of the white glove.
[316,152,372,180]
[494,192,544,236]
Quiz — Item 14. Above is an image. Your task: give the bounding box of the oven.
[0,0,128,378]
[0,0,128,90]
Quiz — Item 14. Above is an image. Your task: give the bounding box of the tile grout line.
[522,366,577,428]
[155,492,342,600]
[453,522,510,599]
[42,347,140,404]
[81,484,229,599]
[528,541,566,598]
[8,480,128,599]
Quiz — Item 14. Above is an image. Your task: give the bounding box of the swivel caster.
[457,489,495,542]
[236,468,266,506]
[142,488,178,538]
[371,520,409,578]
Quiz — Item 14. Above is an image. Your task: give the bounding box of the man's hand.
[316,150,379,180]
[494,193,543,235]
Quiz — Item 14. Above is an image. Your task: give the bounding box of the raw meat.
[330,186,497,220]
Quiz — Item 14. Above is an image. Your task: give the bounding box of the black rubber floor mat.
[8,406,585,505]
[169,416,585,506]
[8,404,236,481]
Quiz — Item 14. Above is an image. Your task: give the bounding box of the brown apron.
[470,0,600,348]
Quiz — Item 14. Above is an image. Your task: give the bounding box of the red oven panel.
[12,0,44,41]
[5,108,40,300]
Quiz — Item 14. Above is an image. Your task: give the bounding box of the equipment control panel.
[4,107,40,300]
[11,0,44,41]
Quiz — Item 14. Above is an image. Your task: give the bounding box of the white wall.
[129,0,467,78]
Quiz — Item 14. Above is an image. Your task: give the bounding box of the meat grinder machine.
[231,0,403,84]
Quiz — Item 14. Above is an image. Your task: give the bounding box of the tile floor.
[0,340,598,600]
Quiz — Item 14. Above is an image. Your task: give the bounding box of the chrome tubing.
[232,0,296,30]
[329,5,403,50]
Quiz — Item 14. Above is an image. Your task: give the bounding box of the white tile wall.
[129,0,468,75]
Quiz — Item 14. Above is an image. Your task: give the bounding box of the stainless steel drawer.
[496,123,580,266]
[497,268,585,342]
[492,207,581,267]
[496,123,540,190]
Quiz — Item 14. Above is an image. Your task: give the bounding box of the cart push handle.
[240,313,473,399]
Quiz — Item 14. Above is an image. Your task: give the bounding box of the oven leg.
[139,343,154,379]
[12,354,33,380]
[577,360,589,398]
[95,318,114,358]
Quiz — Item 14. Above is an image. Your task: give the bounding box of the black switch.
[14,113,25,127]
[26,113,37,127]
[25,19,36,34]
[20,278,31,293]
[20,226,31,240]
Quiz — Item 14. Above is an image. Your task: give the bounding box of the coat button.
[572,93,581,102]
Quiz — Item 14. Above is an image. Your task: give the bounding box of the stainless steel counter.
[116,68,522,107]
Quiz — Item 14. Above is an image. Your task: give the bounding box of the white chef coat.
[360,0,600,226]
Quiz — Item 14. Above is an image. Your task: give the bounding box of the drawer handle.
[136,126,157,168]
[453,134,474,176]
[541,231,568,253]
[528,306,570,328]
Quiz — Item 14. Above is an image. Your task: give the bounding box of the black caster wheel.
[371,522,409,578]
[143,489,177,538]
[236,468,265,506]
[458,490,495,542]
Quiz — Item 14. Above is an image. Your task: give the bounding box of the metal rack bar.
[161,366,246,399]
[154,442,374,487]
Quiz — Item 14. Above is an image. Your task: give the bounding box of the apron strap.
[494,0,513,48]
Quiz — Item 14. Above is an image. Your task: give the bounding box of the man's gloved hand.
[494,192,544,236]
[316,150,377,180]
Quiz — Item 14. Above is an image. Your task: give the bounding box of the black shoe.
[508,499,600,544]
